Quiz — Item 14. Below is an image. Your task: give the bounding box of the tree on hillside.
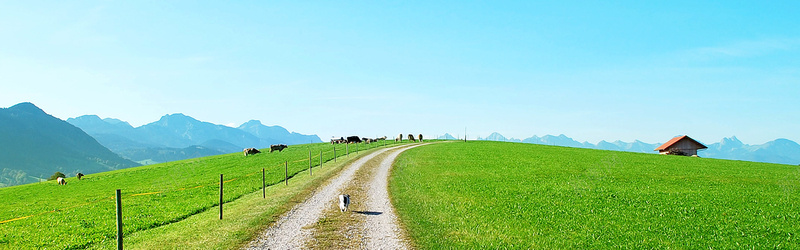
[48,171,66,181]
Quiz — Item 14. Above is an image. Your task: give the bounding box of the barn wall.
[672,139,698,150]
[665,139,702,156]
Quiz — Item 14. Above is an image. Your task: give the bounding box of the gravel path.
[245,144,420,249]
[361,144,424,249]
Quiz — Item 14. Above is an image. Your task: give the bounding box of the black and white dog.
[338,194,350,212]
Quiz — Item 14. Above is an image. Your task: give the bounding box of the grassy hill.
[390,141,800,248]
[0,140,393,249]
[0,102,140,187]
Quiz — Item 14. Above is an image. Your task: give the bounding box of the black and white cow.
[346,136,362,143]
[270,144,288,153]
[244,148,261,156]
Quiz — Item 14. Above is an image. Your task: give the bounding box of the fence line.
[0,139,412,225]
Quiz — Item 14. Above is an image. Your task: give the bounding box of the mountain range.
[477,132,800,165]
[0,103,140,187]
[67,114,322,164]
[3,101,797,187]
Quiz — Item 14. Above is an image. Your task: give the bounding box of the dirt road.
[246,144,423,249]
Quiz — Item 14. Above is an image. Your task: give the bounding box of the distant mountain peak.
[70,114,103,121]
[720,136,744,148]
[8,102,46,114]
[438,133,457,140]
[155,113,200,125]
[242,120,263,126]
[102,118,129,126]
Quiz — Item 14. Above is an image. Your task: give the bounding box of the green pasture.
[390,141,800,248]
[0,140,398,249]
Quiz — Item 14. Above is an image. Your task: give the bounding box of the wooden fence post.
[319,151,322,168]
[284,161,288,185]
[309,150,312,176]
[334,147,337,162]
[346,144,349,156]
[116,189,123,250]
[262,168,265,199]
[219,174,223,220]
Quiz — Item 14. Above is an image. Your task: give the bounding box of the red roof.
[654,135,708,151]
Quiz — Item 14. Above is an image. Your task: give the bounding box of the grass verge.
[111,146,385,249]
[390,141,800,248]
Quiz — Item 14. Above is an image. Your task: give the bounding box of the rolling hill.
[0,103,140,187]
[391,141,800,248]
[480,132,800,165]
[0,140,387,249]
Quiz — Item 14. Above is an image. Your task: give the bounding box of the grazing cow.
[270,144,288,153]
[339,194,351,212]
[378,136,387,141]
[418,134,423,142]
[346,136,362,143]
[57,177,66,185]
[408,134,416,142]
[244,148,261,156]
[331,137,346,144]
[76,173,84,180]
[396,134,403,142]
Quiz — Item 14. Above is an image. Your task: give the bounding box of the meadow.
[0,140,395,249]
[390,141,800,248]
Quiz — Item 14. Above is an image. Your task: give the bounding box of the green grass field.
[390,141,800,248]
[0,140,396,249]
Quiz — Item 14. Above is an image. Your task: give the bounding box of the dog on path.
[338,194,350,212]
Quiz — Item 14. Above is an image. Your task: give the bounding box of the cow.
[408,134,417,142]
[270,144,288,153]
[396,133,403,142]
[331,137,346,144]
[57,177,66,185]
[244,148,261,156]
[339,194,351,212]
[418,134,423,142]
[76,173,84,180]
[346,136,362,143]
[378,136,387,141]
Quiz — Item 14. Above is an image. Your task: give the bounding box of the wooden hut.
[654,135,707,156]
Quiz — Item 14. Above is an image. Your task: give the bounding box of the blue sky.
[2,1,798,145]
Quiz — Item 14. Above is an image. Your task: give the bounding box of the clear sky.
[2,1,798,145]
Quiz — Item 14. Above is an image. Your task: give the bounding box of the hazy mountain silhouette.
[0,103,140,187]
[700,136,800,165]
[437,133,458,140]
[238,120,322,145]
[483,132,799,165]
[69,114,322,164]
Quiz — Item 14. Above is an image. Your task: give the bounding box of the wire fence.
[0,138,428,249]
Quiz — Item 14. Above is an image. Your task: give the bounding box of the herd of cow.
[56,134,425,185]
[243,144,289,156]
[331,134,423,144]
[55,172,84,185]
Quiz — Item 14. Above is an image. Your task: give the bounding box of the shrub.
[48,171,66,181]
